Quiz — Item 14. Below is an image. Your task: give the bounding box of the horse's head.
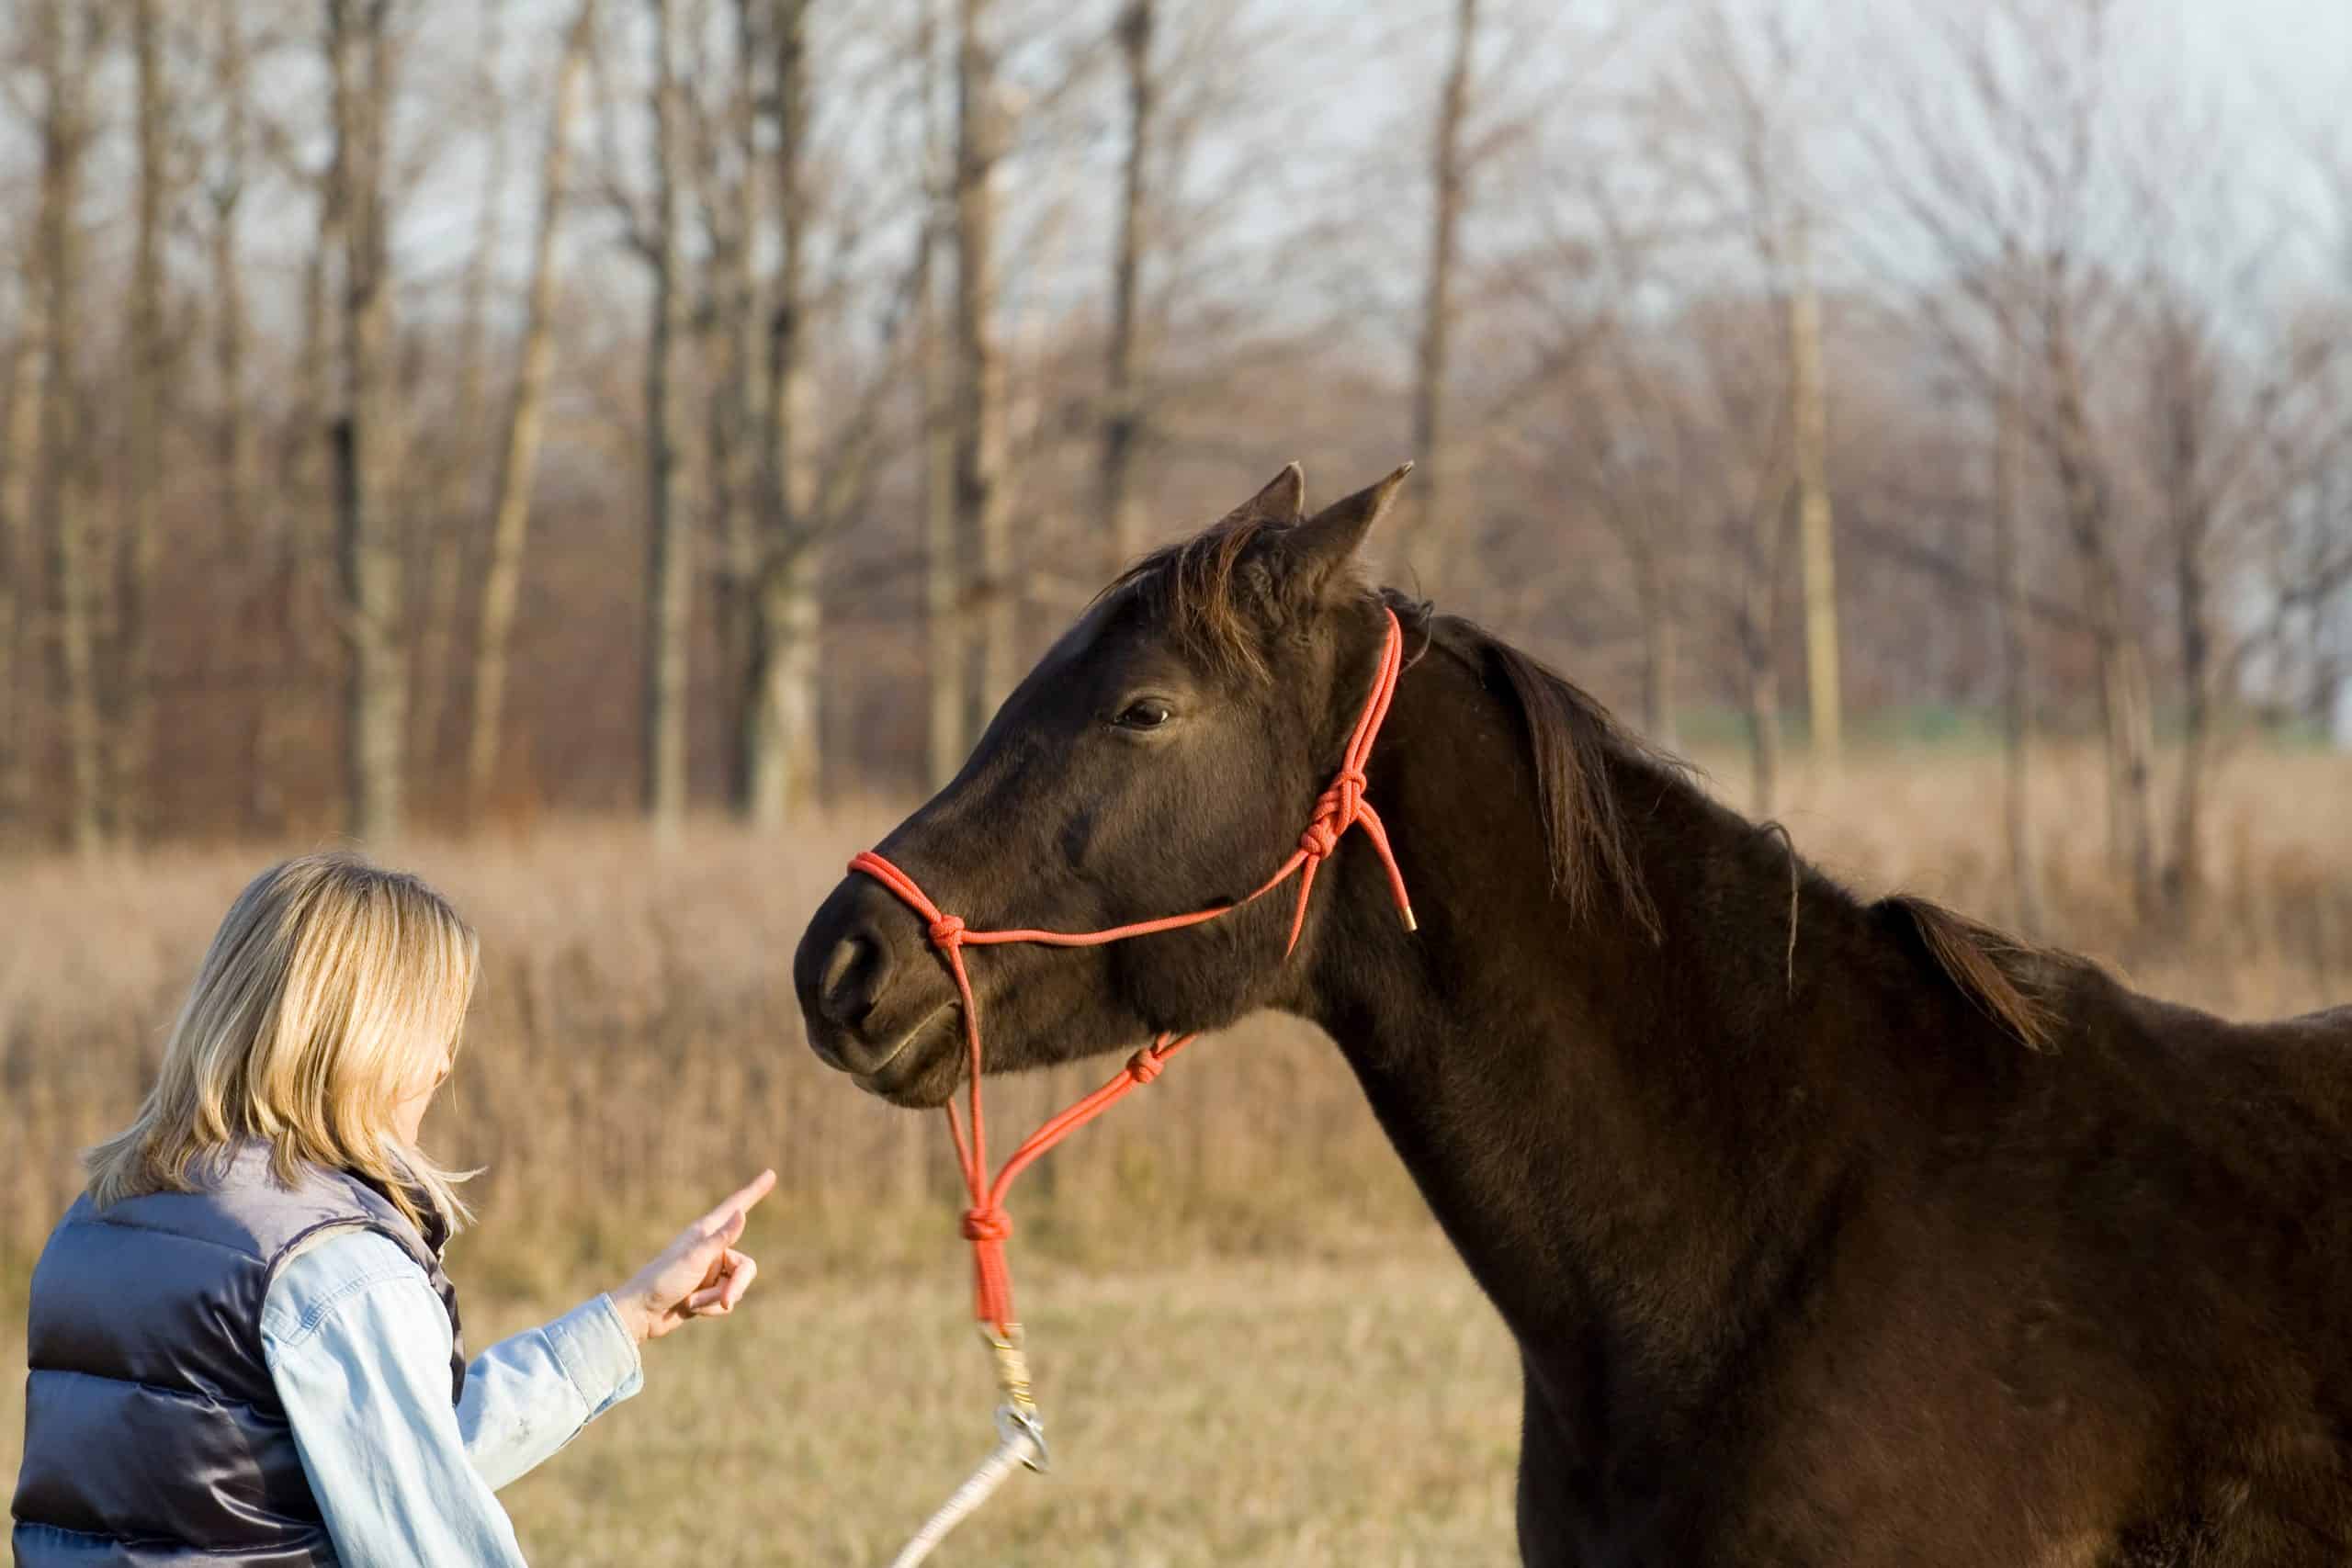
[794,462,1416,1106]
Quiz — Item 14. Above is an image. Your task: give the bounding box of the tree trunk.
[469,0,594,818]
[210,0,257,548]
[1745,656,1781,820]
[1635,529,1678,750]
[742,0,821,827]
[713,0,764,812]
[1098,0,1154,570]
[954,0,1012,736]
[922,238,964,789]
[1737,472,1792,819]
[642,0,691,837]
[1396,0,1476,582]
[211,1,267,836]
[251,153,346,837]
[1788,219,1840,768]
[918,0,963,789]
[2311,468,2347,744]
[2161,322,2213,913]
[746,554,820,823]
[0,264,41,844]
[329,0,406,845]
[1993,352,2041,933]
[2042,294,2155,911]
[36,0,106,856]
[419,0,512,793]
[118,0,172,843]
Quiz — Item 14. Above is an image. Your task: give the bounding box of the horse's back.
[1995,977,2352,1563]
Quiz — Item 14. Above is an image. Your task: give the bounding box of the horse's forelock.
[1104,513,1300,683]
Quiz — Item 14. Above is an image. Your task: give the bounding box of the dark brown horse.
[795,464,2352,1566]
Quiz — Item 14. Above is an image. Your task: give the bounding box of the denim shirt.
[258,1228,643,1565]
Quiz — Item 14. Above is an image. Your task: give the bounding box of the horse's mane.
[1440,620,2071,1050]
[1111,522,2066,1049]
[1884,895,2064,1050]
[1460,624,1675,944]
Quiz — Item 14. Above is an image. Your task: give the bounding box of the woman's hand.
[610,1168,777,1346]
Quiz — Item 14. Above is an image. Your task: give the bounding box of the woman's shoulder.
[260,1226,436,1348]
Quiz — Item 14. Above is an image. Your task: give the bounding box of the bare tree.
[1555,296,1689,750]
[243,14,349,838]
[469,0,595,815]
[1097,0,1156,570]
[1787,216,1840,765]
[641,0,691,836]
[2152,300,2219,908]
[416,0,514,782]
[117,0,176,842]
[1645,0,1815,812]
[1711,323,1796,818]
[29,0,109,854]
[206,0,259,546]
[702,0,763,811]
[922,255,962,784]
[1394,0,1477,582]
[738,0,822,825]
[0,268,39,841]
[1993,330,2041,931]
[953,0,1013,735]
[2045,280,2160,908]
[328,0,406,844]
[907,0,959,787]
[1862,0,2165,909]
[2138,282,2350,908]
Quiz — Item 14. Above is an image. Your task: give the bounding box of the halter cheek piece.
[847,608,1413,1562]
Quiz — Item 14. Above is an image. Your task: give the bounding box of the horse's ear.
[1220,461,1306,526]
[1283,462,1413,597]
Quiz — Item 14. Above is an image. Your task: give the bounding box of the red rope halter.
[848,607,1416,1334]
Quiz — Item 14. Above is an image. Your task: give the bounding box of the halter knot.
[927,915,967,950]
[1300,766,1369,861]
[960,1207,1012,1243]
[1125,1047,1166,1086]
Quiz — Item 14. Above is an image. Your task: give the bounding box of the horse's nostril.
[820,932,866,1000]
[818,928,891,1030]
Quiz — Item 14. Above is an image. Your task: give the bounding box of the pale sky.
[2177,0,2352,115]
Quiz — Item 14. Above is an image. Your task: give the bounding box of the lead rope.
[852,608,1415,1566]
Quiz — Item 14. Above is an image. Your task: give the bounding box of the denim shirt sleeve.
[259,1228,645,1566]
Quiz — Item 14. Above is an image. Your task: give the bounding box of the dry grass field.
[3,1246,1522,1565]
[6,743,2350,1561]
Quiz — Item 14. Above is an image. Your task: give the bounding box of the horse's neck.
[1295,635,1884,1403]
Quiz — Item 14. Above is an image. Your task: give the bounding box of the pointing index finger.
[701,1168,777,1233]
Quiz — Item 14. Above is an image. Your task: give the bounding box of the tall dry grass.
[4,743,2348,1297]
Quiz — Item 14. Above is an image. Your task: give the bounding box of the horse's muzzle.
[795,874,949,1077]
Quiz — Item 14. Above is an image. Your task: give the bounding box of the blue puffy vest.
[10,1143,463,1566]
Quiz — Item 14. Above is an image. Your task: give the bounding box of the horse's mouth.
[853,1000,967,1108]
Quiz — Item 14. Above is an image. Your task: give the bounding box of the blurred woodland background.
[0,0,2346,867]
[5,1,2352,1555]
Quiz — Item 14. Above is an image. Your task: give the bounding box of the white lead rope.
[887,1405,1048,1568]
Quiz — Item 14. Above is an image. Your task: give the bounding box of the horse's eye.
[1112,699,1173,731]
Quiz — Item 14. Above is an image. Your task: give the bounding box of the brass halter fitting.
[979,1324,1049,1472]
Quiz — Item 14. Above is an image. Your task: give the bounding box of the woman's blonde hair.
[85,852,481,1234]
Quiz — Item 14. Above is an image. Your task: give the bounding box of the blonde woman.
[10,852,775,1566]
